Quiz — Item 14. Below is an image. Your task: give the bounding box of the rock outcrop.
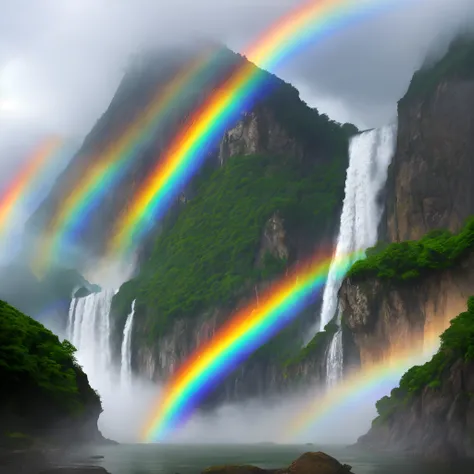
[202,452,353,474]
[381,37,474,243]
[339,251,474,366]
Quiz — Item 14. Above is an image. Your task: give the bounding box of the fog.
[95,365,409,445]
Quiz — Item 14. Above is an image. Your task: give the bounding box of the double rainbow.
[108,0,408,257]
[33,46,227,275]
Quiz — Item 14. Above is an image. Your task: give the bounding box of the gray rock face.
[382,77,474,243]
[339,252,474,367]
[219,106,303,166]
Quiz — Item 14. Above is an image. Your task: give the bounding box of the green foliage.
[348,217,474,281]
[0,300,94,415]
[131,151,347,337]
[401,35,474,106]
[284,321,338,369]
[375,296,474,422]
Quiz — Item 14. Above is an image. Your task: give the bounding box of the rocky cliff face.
[339,251,474,367]
[219,106,303,166]
[357,296,474,460]
[381,37,474,243]
[358,358,474,460]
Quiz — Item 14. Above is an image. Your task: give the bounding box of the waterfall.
[326,309,344,388]
[319,125,397,383]
[67,290,115,384]
[66,290,145,441]
[120,299,136,387]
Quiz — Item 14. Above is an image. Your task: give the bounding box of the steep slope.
[381,35,474,242]
[28,42,356,270]
[0,300,105,447]
[358,297,474,460]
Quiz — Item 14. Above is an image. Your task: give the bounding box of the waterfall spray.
[317,124,397,384]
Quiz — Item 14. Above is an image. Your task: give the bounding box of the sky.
[1,0,474,192]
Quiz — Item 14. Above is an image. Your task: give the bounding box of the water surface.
[68,443,474,474]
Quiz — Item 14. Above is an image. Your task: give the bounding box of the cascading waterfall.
[67,289,116,384]
[120,299,136,387]
[66,290,148,441]
[320,124,397,384]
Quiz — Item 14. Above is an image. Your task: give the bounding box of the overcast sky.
[1,0,474,184]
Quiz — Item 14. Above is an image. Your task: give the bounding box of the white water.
[320,125,397,383]
[326,308,344,387]
[68,290,115,380]
[66,291,154,441]
[120,299,136,387]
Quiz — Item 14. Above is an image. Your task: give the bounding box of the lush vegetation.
[0,300,98,417]
[129,149,348,338]
[374,296,474,423]
[284,321,338,370]
[347,217,474,281]
[401,35,474,106]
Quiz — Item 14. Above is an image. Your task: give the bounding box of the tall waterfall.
[67,289,116,382]
[321,125,397,383]
[120,299,136,387]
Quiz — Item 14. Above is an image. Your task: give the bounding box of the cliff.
[0,300,107,448]
[358,297,474,460]
[381,36,474,242]
[340,217,474,366]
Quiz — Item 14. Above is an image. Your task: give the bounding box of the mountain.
[25,42,357,403]
[27,42,357,269]
[340,35,474,458]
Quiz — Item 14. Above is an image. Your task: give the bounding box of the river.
[66,443,474,474]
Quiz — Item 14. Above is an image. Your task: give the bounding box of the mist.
[98,372,399,445]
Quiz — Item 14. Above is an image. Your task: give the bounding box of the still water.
[67,443,474,474]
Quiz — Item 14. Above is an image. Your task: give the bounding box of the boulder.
[202,452,352,474]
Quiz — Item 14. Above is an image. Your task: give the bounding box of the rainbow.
[108,0,408,257]
[0,137,64,241]
[283,332,442,442]
[143,249,364,441]
[32,46,226,276]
